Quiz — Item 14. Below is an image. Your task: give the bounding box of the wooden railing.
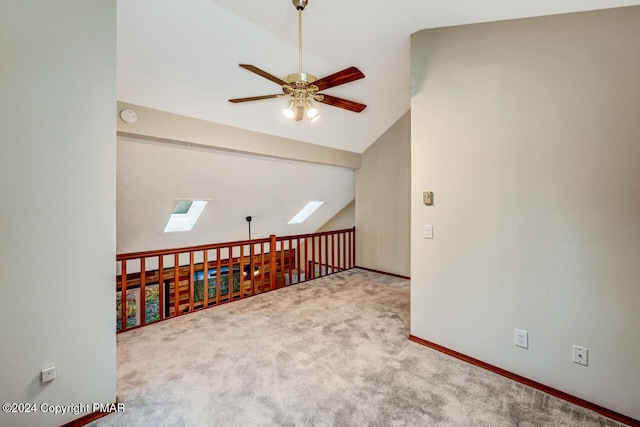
[116,228,355,332]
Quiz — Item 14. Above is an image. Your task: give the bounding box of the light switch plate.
[424,225,433,239]
[423,191,433,206]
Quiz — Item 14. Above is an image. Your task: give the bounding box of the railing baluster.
[203,250,209,309]
[319,235,323,276]
[345,231,348,269]
[279,243,285,288]
[344,232,351,270]
[324,234,329,276]
[140,257,146,326]
[248,244,254,297]
[311,235,316,280]
[347,232,350,269]
[352,227,356,268]
[337,233,342,272]
[238,245,246,298]
[318,235,322,276]
[173,253,180,317]
[288,239,293,286]
[269,235,277,290]
[331,233,340,273]
[303,237,308,282]
[344,231,347,269]
[349,231,354,268]
[260,242,265,293]
[189,251,195,312]
[216,248,221,305]
[158,255,164,320]
[342,232,346,271]
[296,238,301,283]
[120,260,127,331]
[330,233,335,274]
[228,245,235,301]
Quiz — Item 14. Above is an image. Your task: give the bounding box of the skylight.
[172,200,193,214]
[288,201,324,224]
[163,200,208,233]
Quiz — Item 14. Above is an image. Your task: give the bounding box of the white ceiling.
[117,0,640,154]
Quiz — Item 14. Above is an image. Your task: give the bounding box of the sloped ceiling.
[117,0,640,153]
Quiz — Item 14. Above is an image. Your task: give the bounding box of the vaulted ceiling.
[117,0,640,153]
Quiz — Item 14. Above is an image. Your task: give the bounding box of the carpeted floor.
[93,269,627,426]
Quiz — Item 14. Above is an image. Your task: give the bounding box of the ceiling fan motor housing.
[285,72,316,84]
[283,73,319,106]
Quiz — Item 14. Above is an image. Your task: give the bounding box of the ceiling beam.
[117,102,361,169]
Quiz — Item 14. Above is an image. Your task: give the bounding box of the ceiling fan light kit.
[229,0,366,123]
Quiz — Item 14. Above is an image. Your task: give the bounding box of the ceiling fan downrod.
[293,0,308,74]
[283,0,318,102]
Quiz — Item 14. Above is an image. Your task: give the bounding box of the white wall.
[356,111,411,276]
[0,2,116,426]
[117,137,355,254]
[411,6,640,420]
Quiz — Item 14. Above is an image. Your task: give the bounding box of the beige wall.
[411,6,640,420]
[0,2,116,426]
[318,200,355,232]
[355,111,411,276]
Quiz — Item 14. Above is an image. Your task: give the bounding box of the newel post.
[269,234,277,290]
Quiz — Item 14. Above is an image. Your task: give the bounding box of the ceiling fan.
[228,0,366,122]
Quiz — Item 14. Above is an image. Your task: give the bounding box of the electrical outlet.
[573,345,588,366]
[514,329,528,349]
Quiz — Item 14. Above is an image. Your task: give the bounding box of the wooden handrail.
[116,227,355,261]
[272,227,355,241]
[117,237,271,261]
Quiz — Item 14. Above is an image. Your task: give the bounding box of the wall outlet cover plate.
[573,345,588,366]
[514,329,528,349]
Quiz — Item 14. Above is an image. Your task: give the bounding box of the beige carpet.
[93,269,627,426]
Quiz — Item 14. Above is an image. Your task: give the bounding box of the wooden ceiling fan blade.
[229,94,282,103]
[316,94,366,113]
[313,67,365,91]
[239,64,287,86]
